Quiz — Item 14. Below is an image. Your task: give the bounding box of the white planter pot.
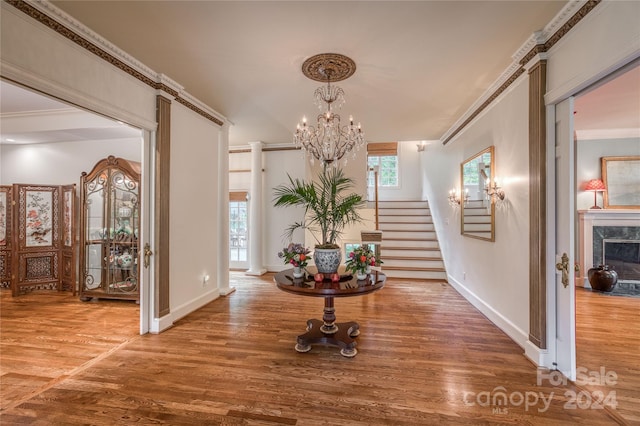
[314,248,342,274]
[293,266,305,278]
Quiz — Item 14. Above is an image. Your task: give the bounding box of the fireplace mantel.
[578,209,640,287]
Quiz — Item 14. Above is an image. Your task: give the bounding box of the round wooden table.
[274,268,385,357]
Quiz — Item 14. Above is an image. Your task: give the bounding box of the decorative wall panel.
[11,184,71,296]
[0,186,12,289]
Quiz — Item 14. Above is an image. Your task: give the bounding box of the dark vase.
[587,265,618,292]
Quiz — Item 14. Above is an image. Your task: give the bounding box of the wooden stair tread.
[382,237,438,241]
[383,256,442,261]
[382,246,441,251]
[381,230,435,234]
[378,222,433,226]
[377,200,446,278]
[379,213,431,216]
[383,266,446,272]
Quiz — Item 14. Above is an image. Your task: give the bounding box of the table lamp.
[585,178,606,209]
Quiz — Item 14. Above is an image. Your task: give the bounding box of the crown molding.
[577,128,640,141]
[441,0,601,145]
[0,108,76,119]
[7,0,227,127]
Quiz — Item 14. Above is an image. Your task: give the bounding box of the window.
[367,155,398,187]
[367,142,398,187]
[229,192,248,264]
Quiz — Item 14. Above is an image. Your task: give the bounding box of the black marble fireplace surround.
[593,226,640,297]
[603,239,640,280]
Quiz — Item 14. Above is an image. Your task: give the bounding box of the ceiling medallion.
[295,53,364,167]
[301,53,356,82]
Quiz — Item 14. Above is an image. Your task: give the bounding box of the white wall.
[231,147,375,272]
[1,2,226,332]
[545,1,640,105]
[0,3,157,131]
[576,137,640,210]
[376,141,424,201]
[1,139,142,185]
[264,149,308,271]
[422,76,531,348]
[169,102,220,318]
[422,0,640,357]
[229,151,251,191]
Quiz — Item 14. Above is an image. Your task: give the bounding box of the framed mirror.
[602,156,640,209]
[461,146,495,241]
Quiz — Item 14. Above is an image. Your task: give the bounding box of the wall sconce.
[417,141,427,152]
[448,188,469,206]
[584,178,606,209]
[485,178,505,203]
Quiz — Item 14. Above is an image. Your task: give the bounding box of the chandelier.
[294,53,365,166]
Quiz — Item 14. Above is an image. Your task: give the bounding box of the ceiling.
[1,1,638,146]
[0,81,142,144]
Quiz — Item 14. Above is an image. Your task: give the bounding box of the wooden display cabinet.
[79,156,140,302]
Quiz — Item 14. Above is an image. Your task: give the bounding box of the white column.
[217,123,235,295]
[246,141,266,275]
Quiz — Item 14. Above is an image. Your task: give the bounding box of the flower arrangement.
[345,244,381,274]
[278,243,311,269]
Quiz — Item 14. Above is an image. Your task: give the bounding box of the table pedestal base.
[295,319,360,357]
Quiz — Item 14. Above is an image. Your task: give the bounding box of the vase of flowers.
[345,244,381,280]
[278,243,311,278]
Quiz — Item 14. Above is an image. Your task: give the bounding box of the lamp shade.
[585,179,606,191]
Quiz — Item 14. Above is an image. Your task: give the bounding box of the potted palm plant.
[273,167,365,274]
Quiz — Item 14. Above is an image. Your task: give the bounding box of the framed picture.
[602,156,640,209]
[25,189,54,246]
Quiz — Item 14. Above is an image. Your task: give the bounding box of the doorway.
[551,60,640,422]
[0,79,148,331]
[229,192,248,269]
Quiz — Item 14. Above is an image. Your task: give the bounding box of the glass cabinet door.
[80,156,140,301]
[107,169,139,295]
[84,172,106,291]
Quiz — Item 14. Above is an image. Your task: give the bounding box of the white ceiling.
[0,81,141,144]
[1,1,638,146]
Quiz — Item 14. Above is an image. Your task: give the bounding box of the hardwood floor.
[576,288,640,425]
[0,274,635,425]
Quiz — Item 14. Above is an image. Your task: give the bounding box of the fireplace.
[578,209,640,288]
[603,239,640,282]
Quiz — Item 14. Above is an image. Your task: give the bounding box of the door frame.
[548,98,577,380]
[1,79,154,334]
[545,58,640,378]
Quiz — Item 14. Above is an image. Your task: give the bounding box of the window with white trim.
[367,142,398,187]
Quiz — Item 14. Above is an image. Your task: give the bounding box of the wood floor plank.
[0,274,635,424]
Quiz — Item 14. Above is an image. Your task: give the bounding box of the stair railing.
[369,165,380,230]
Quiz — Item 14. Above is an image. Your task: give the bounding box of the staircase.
[377,200,447,281]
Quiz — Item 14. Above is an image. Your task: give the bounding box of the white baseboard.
[150,289,220,334]
[524,340,554,368]
[447,275,529,350]
[150,315,173,334]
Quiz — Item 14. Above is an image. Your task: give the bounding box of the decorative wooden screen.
[61,185,77,294]
[12,185,61,296]
[0,186,12,289]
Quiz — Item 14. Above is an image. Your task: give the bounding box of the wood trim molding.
[442,0,601,146]
[155,95,171,318]
[528,60,547,349]
[6,0,224,126]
